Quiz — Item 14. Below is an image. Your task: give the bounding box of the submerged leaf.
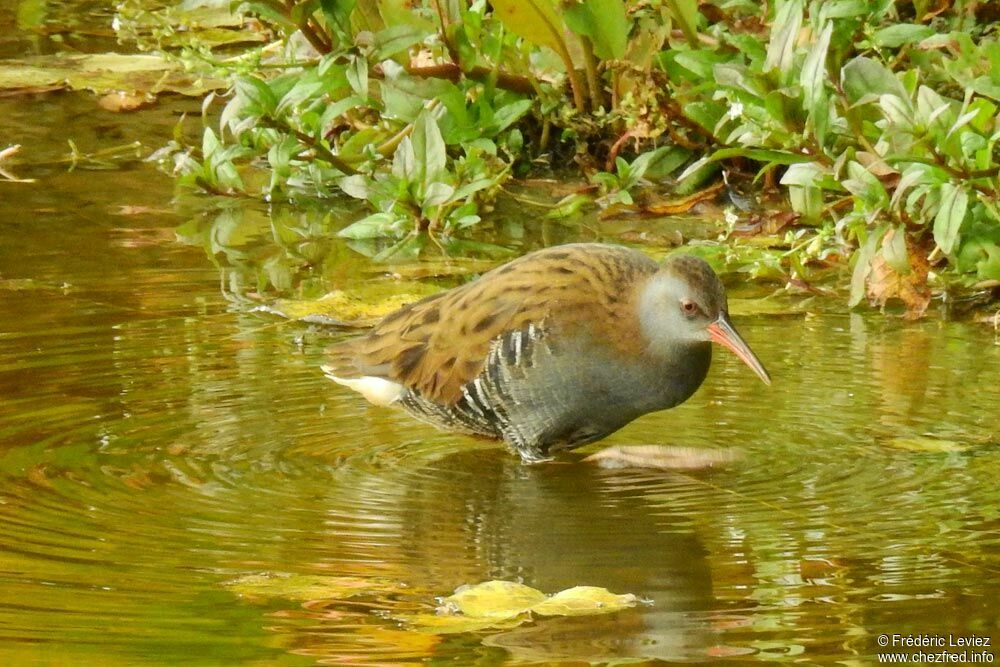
[226,573,394,601]
[585,445,739,470]
[257,283,442,327]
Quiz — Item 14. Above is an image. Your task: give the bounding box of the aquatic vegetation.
[108,0,999,313]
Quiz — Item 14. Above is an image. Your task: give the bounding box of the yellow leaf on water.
[440,580,547,619]
[529,586,639,616]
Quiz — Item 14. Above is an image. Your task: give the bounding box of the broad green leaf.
[318,0,356,43]
[842,160,888,206]
[882,226,910,275]
[871,23,935,48]
[850,226,884,307]
[780,161,829,188]
[372,23,432,60]
[391,136,418,183]
[916,85,954,132]
[422,181,455,207]
[933,183,968,255]
[563,0,629,60]
[841,56,906,104]
[491,100,534,133]
[490,0,567,55]
[235,76,277,115]
[879,94,915,130]
[337,174,370,199]
[764,0,803,81]
[673,50,730,80]
[889,164,932,210]
[410,109,447,188]
[665,0,700,47]
[788,185,822,220]
[337,212,405,239]
[346,57,368,98]
[817,0,868,20]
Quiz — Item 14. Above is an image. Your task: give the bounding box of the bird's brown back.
[334,244,659,405]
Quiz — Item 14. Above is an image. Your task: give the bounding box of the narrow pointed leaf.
[933,183,968,255]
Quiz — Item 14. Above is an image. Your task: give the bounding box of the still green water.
[2,92,999,667]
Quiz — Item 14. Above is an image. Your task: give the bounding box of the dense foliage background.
[128,0,1000,317]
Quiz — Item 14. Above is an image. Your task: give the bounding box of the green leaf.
[491,100,534,133]
[850,226,884,307]
[391,136,418,183]
[882,226,910,274]
[933,183,968,255]
[346,57,368,99]
[842,160,888,207]
[410,109,447,189]
[318,0,356,43]
[871,23,935,48]
[235,76,277,115]
[563,0,629,60]
[841,56,906,104]
[788,185,822,220]
[764,0,803,81]
[338,212,404,239]
[665,0,700,47]
[801,22,832,143]
[371,23,432,60]
[490,0,567,55]
[679,147,813,181]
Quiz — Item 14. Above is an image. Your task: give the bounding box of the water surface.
[1,92,998,665]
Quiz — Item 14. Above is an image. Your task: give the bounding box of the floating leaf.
[585,445,739,470]
[441,581,547,619]
[529,586,638,616]
[405,580,641,634]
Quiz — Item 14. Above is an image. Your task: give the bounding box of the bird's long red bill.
[707,314,771,385]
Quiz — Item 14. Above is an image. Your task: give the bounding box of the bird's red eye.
[681,299,699,316]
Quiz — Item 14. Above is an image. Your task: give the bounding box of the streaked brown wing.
[333,244,658,404]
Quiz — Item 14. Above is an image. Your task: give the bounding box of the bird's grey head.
[638,254,770,384]
[638,254,726,349]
